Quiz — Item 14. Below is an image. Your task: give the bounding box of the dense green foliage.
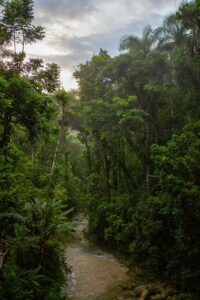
[1,0,200,299]
[0,1,79,299]
[71,0,200,297]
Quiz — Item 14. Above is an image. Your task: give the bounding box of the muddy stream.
[63,214,135,300]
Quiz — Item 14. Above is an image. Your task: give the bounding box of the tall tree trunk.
[22,30,25,53]
[51,119,65,175]
[14,29,16,55]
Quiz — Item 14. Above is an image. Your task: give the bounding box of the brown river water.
[63,215,134,300]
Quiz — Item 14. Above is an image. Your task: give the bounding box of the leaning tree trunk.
[51,118,65,175]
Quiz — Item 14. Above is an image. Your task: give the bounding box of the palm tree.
[154,14,188,52]
[119,25,156,54]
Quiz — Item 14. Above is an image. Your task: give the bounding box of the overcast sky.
[26,0,181,89]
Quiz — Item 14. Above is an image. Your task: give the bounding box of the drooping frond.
[119,25,156,54]
[154,13,188,51]
[119,35,140,51]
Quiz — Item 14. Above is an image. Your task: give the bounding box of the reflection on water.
[75,244,103,256]
[64,215,131,300]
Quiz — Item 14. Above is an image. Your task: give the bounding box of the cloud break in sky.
[26,0,181,89]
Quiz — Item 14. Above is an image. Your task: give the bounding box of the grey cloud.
[30,0,182,88]
[48,12,164,57]
[33,0,181,36]
[32,53,88,69]
[34,0,96,21]
[124,0,179,10]
[29,12,164,74]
